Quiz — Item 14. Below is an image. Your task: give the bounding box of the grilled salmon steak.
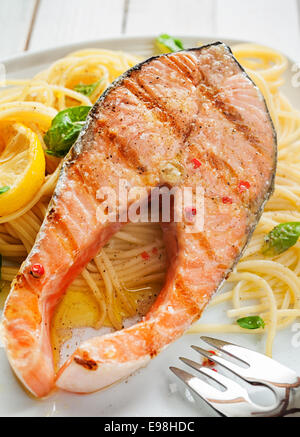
[1,42,276,397]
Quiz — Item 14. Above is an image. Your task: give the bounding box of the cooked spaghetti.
[0,43,299,359]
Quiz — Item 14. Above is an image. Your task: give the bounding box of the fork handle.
[282,388,300,417]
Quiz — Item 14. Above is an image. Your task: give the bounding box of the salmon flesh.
[1,43,276,397]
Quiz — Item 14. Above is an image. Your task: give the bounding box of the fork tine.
[179,357,226,389]
[170,365,258,417]
[170,366,230,403]
[201,336,267,363]
[191,344,247,378]
[201,336,242,352]
[200,336,299,386]
[179,357,252,396]
[172,337,300,416]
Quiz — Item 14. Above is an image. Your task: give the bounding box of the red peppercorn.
[222,196,233,204]
[208,350,216,365]
[141,251,150,260]
[185,207,197,223]
[188,207,197,215]
[202,350,217,367]
[238,181,251,193]
[30,264,45,278]
[191,158,201,169]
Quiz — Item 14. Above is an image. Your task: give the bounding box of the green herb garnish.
[156,34,184,53]
[0,186,10,195]
[44,106,91,157]
[262,222,300,256]
[74,80,102,97]
[237,316,265,330]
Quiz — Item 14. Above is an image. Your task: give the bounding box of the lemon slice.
[0,122,46,216]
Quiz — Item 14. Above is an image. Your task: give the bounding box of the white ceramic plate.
[0,35,299,418]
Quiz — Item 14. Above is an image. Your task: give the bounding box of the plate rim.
[1,34,297,67]
[0,33,299,417]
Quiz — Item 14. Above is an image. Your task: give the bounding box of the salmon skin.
[1,42,276,397]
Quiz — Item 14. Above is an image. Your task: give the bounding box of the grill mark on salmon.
[98,123,144,171]
[71,165,90,193]
[132,70,196,142]
[195,232,216,260]
[215,98,262,148]
[168,53,204,87]
[55,217,79,255]
[197,80,264,156]
[162,56,198,86]
[74,356,98,371]
[70,164,101,207]
[1,42,277,397]
[126,61,200,150]
[123,77,183,138]
[162,52,265,157]
[207,158,238,193]
[125,74,195,144]
[193,148,240,191]
[142,54,265,163]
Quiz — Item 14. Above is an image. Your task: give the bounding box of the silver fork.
[170,336,300,417]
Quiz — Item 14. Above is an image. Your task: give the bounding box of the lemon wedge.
[0,122,46,216]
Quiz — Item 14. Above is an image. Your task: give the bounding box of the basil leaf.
[156,34,184,53]
[262,222,300,256]
[74,80,102,97]
[44,106,91,157]
[0,186,10,195]
[237,316,265,330]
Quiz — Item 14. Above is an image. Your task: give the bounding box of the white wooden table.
[0,0,299,60]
